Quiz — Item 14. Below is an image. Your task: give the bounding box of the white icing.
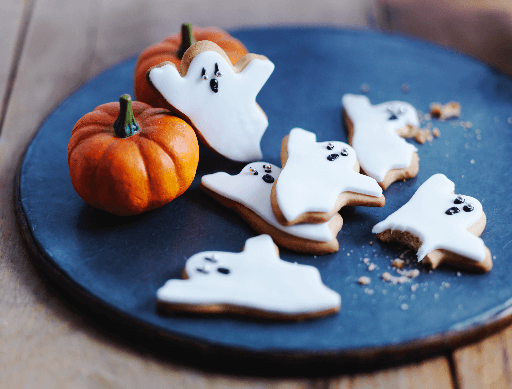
[275,128,383,222]
[372,174,486,262]
[201,162,336,242]
[157,235,341,315]
[149,50,274,162]
[342,94,419,182]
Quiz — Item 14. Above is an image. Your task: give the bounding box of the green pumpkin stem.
[113,95,140,138]
[176,23,196,59]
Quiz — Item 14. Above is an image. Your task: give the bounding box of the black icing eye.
[204,255,219,263]
[445,207,460,215]
[454,195,464,204]
[263,164,272,173]
[340,148,349,156]
[327,142,334,150]
[327,153,339,161]
[463,203,474,212]
[196,265,210,274]
[249,167,258,175]
[214,63,223,77]
[217,267,230,275]
[262,174,274,183]
[201,68,208,81]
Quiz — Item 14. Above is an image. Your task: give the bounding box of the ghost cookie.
[271,128,384,226]
[372,174,492,272]
[200,162,343,255]
[342,94,420,190]
[156,235,341,320]
[147,40,275,162]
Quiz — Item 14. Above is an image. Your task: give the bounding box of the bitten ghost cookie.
[271,128,384,226]
[342,94,420,190]
[156,235,341,320]
[147,40,275,162]
[200,162,343,255]
[372,174,492,272]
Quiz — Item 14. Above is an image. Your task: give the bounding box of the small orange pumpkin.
[67,94,199,216]
[134,23,248,108]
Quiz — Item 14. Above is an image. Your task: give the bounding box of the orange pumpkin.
[134,23,248,108]
[67,94,199,216]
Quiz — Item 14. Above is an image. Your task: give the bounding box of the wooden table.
[0,1,509,387]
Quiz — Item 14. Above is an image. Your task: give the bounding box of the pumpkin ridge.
[138,131,187,192]
[134,137,154,208]
[89,138,122,207]
[68,125,112,160]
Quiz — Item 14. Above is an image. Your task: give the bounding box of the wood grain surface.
[0,0,509,387]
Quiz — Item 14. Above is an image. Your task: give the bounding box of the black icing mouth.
[210,78,218,93]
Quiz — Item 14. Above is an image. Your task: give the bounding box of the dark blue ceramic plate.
[16,27,512,373]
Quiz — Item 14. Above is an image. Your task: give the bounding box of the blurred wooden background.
[2,0,512,387]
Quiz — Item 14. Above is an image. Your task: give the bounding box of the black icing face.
[201,63,223,93]
[445,195,474,215]
[386,104,407,121]
[195,254,230,275]
[248,165,275,183]
[326,144,349,161]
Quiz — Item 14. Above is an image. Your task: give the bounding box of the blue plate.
[16,27,512,373]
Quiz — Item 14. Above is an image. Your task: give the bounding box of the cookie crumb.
[401,303,409,311]
[433,128,441,137]
[470,159,475,164]
[368,263,377,272]
[361,83,370,94]
[411,284,419,292]
[391,258,405,269]
[397,268,420,279]
[369,241,373,246]
[382,272,410,284]
[363,257,370,264]
[429,101,461,120]
[395,124,433,144]
[358,276,371,285]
